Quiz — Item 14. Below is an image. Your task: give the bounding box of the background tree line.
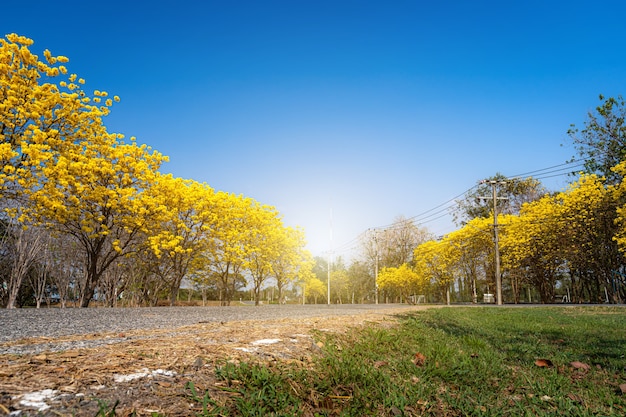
[2,34,625,308]
[0,34,313,308]
[374,95,626,305]
[310,94,626,306]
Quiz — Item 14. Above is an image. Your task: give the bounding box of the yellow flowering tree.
[502,173,624,303]
[1,34,118,197]
[271,226,312,304]
[501,194,564,303]
[295,256,316,302]
[244,202,284,306]
[611,163,626,302]
[329,268,351,304]
[559,174,620,302]
[376,263,423,303]
[144,175,218,306]
[444,217,494,302]
[414,240,455,304]
[300,276,324,304]
[1,33,60,195]
[1,33,167,307]
[201,192,253,305]
[31,136,166,307]
[612,162,626,250]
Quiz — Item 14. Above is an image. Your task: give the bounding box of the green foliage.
[454,174,546,225]
[568,94,626,185]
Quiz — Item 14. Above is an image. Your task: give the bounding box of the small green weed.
[186,381,227,416]
[94,398,120,417]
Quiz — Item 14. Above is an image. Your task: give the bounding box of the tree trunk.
[6,274,24,309]
[276,282,284,305]
[80,247,102,308]
[169,286,179,307]
[30,266,48,309]
[6,226,45,309]
[80,278,98,308]
[254,286,261,306]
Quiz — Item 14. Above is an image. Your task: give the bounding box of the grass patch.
[205,307,626,416]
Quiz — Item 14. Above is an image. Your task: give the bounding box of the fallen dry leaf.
[535,359,554,368]
[619,384,626,394]
[570,361,590,371]
[413,352,426,367]
[373,360,388,368]
[567,393,583,403]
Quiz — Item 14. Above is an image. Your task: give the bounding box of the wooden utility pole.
[481,180,507,305]
[492,181,503,305]
[374,230,379,305]
[328,207,333,305]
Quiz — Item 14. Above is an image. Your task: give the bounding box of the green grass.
[201,306,626,416]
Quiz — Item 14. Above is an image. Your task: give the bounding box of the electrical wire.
[506,158,588,179]
[329,157,596,254]
[368,185,478,232]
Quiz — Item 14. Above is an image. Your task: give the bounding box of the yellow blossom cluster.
[379,171,626,304]
[1,33,312,307]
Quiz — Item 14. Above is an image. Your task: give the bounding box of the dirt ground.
[0,309,416,416]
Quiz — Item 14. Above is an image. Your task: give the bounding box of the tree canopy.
[0,34,312,308]
[568,94,626,184]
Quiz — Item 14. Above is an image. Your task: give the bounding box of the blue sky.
[4,1,626,259]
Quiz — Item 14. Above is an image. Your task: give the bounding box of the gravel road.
[0,304,418,348]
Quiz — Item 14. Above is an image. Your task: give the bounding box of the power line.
[507,158,588,179]
[368,184,478,232]
[331,231,366,254]
[508,163,587,183]
[327,157,595,257]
